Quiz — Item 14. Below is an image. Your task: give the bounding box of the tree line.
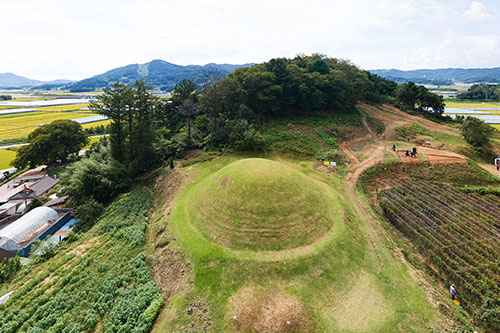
[10,55,446,229]
[458,84,500,101]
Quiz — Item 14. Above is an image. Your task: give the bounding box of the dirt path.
[480,163,500,177]
[340,114,459,320]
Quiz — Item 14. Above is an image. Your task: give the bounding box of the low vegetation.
[379,180,500,330]
[154,157,445,331]
[0,189,162,332]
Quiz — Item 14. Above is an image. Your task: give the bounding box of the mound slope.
[188,158,337,251]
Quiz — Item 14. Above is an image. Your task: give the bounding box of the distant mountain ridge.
[0,72,74,89]
[5,63,500,91]
[66,60,254,92]
[0,73,43,88]
[369,67,500,85]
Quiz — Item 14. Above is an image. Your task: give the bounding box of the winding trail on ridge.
[339,113,450,310]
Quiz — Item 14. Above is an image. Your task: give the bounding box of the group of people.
[392,144,417,158]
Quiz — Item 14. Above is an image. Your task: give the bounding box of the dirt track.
[340,108,465,318]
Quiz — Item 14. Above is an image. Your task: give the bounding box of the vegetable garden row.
[0,190,162,333]
[379,180,500,328]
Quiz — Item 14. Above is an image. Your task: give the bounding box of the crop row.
[0,189,161,333]
[379,180,500,327]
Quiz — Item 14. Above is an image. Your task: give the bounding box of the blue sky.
[0,0,499,80]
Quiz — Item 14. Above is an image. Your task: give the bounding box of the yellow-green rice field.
[0,110,101,140]
[446,101,500,109]
[0,149,16,169]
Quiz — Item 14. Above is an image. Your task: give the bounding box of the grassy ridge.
[263,111,361,160]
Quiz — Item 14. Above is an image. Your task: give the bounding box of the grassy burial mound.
[189,158,338,251]
[155,157,453,332]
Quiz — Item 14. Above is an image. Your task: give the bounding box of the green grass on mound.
[153,157,450,332]
[189,158,337,251]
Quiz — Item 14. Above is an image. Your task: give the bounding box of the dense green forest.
[457,83,500,101]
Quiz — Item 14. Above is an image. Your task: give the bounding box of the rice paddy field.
[444,100,500,130]
[0,149,16,169]
[0,111,103,141]
[0,94,109,167]
[445,101,500,109]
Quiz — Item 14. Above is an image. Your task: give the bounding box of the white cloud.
[404,30,500,69]
[0,0,499,80]
[464,1,494,20]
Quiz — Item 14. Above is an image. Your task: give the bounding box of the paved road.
[0,134,109,150]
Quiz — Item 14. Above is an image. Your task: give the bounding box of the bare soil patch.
[228,285,312,333]
[184,149,202,160]
[148,168,193,306]
[396,147,466,165]
[220,175,231,187]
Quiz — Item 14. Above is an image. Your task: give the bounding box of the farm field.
[445,101,500,109]
[0,149,16,169]
[37,103,90,112]
[0,189,163,332]
[379,179,500,329]
[0,110,99,141]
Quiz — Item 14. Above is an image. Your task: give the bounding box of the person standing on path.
[495,156,500,170]
[450,284,457,300]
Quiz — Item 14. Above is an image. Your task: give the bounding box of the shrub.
[0,256,21,283]
[74,198,104,232]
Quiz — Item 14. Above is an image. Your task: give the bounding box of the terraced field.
[0,190,162,332]
[379,180,500,329]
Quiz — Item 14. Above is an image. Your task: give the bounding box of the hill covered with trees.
[457,83,500,101]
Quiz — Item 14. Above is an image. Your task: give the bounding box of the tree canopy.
[458,84,500,101]
[90,80,158,174]
[395,82,444,114]
[461,117,495,155]
[12,119,88,169]
[199,54,397,119]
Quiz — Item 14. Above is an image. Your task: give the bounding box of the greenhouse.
[0,206,58,252]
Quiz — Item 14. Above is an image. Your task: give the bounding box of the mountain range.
[369,67,500,85]
[65,60,253,92]
[0,60,252,91]
[0,73,74,89]
[3,62,500,91]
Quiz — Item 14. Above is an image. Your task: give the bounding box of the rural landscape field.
[2,1,500,332]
